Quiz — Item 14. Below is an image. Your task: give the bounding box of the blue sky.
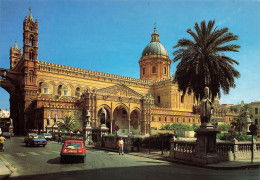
[0,0,260,110]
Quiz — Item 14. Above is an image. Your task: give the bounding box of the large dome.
[141,27,169,58]
[142,41,169,57]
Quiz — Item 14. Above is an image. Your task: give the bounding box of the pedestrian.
[0,135,6,152]
[117,137,124,155]
[58,133,62,144]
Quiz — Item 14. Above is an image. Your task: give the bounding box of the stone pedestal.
[52,123,59,139]
[45,125,52,133]
[192,124,221,165]
[9,126,14,137]
[83,124,93,146]
[96,124,109,147]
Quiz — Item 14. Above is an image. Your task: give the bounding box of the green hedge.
[218,124,231,131]
[161,123,199,131]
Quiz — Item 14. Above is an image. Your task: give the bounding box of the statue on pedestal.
[200,87,214,124]
[86,110,91,126]
[100,107,107,125]
[47,115,50,125]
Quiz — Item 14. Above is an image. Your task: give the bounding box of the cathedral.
[1,10,234,135]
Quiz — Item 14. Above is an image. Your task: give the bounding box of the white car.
[41,133,53,141]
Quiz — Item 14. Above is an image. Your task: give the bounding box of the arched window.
[164,117,167,122]
[152,66,156,74]
[163,67,167,75]
[157,96,160,104]
[63,85,69,96]
[58,85,62,96]
[29,34,35,46]
[143,68,145,75]
[38,82,43,93]
[181,95,184,103]
[29,70,34,83]
[75,87,81,96]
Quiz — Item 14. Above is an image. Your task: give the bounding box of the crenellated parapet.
[38,61,157,85]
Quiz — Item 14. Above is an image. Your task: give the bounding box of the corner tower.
[10,42,22,70]
[139,27,171,81]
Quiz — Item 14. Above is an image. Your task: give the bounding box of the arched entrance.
[113,105,129,135]
[130,109,141,135]
[97,106,111,131]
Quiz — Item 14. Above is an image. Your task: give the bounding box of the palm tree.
[58,116,79,132]
[173,20,240,100]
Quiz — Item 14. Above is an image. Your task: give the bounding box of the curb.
[0,160,11,180]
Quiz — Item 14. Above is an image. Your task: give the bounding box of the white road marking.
[51,151,60,154]
[2,153,13,158]
[41,151,51,155]
[16,153,26,157]
[28,152,40,155]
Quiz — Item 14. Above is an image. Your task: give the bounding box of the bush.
[218,124,231,131]
[216,133,225,139]
[160,123,197,131]
[220,132,257,141]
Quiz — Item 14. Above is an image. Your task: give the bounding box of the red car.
[60,140,86,163]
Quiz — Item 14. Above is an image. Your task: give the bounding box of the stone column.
[128,118,131,136]
[83,110,93,146]
[110,119,113,134]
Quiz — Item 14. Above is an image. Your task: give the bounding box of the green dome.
[142,41,169,57]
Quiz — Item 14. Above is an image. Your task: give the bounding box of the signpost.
[114,125,120,136]
[247,124,258,163]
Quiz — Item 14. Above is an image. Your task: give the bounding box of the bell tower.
[23,8,38,87]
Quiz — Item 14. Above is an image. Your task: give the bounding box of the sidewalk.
[93,147,260,170]
[0,159,11,180]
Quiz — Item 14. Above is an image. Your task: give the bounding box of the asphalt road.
[0,137,259,180]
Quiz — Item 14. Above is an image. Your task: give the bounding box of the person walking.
[58,133,62,144]
[118,137,124,155]
[0,135,6,152]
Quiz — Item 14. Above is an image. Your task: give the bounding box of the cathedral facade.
[1,11,234,135]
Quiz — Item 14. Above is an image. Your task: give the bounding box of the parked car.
[41,133,53,141]
[25,134,47,147]
[2,132,11,138]
[60,140,86,163]
[24,133,37,142]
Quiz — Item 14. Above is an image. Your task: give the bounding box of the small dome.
[141,27,169,58]
[142,42,169,57]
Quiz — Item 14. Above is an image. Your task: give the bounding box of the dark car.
[25,134,47,147]
[2,132,11,138]
[60,140,86,163]
[41,133,53,141]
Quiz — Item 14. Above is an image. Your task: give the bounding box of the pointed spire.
[14,41,18,50]
[29,7,33,21]
[24,15,28,21]
[151,24,159,42]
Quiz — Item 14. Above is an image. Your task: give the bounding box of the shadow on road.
[7,164,259,180]
[46,157,60,164]
[47,157,84,164]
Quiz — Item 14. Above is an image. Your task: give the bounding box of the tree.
[173,20,240,100]
[230,117,247,134]
[58,116,79,132]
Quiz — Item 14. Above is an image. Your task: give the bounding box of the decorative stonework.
[96,84,143,99]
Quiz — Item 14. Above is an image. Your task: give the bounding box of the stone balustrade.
[170,138,260,162]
